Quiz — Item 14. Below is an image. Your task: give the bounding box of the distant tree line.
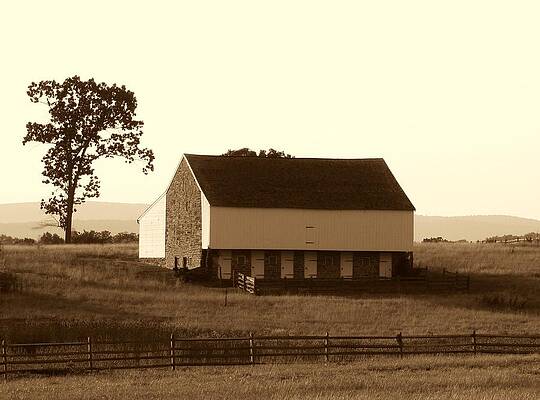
[0,231,138,245]
[0,235,37,245]
[422,237,449,243]
[484,232,540,244]
[422,237,469,243]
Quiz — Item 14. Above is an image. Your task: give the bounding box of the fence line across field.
[2,331,539,379]
[234,269,470,295]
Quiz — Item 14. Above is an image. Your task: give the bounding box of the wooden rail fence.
[2,332,538,379]
[236,273,256,294]
[235,269,470,295]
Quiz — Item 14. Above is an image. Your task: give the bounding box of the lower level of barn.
[202,250,413,281]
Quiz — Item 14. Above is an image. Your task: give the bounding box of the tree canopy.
[23,76,154,243]
[222,148,293,158]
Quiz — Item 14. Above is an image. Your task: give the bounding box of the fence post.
[2,339,6,381]
[170,333,175,371]
[87,337,93,371]
[472,330,477,355]
[324,332,329,362]
[396,332,403,358]
[249,332,254,365]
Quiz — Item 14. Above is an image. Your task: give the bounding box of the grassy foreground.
[1,243,539,398]
[0,243,539,341]
[2,355,539,400]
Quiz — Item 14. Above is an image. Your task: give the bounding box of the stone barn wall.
[165,158,202,269]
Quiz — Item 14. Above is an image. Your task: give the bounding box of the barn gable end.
[165,157,203,268]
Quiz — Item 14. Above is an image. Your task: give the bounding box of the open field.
[0,242,539,342]
[1,354,539,400]
[1,243,539,397]
[415,242,540,276]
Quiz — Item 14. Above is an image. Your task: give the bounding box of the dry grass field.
[1,242,539,398]
[0,242,539,342]
[1,355,538,400]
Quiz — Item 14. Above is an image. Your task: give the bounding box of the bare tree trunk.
[64,183,76,244]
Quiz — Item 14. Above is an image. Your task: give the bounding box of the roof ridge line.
[185,153,385,161]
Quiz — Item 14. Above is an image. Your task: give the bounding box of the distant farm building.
[138,154,415,282]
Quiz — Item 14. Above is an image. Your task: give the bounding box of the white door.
[281,251,294,279]
[379,253,392,278]
[341,252,353,279]
[304,251,317,278]
[251,250,265,279]
[218,250,232,279]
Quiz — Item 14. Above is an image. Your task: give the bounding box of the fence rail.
[2,331,538,379]
[236,273,256,294]
[235,269,469,295]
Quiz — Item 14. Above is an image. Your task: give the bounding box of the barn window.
[265,254,279,265]
[182,257,188,268]
[320,253,339,267]
[234,255,248,266]
[321,255,332,267]
[358,257,370,268]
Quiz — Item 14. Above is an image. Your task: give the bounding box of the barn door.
[264,251,281,280]
[251,250,265,279]
[304,251,317,278]
[340,252,353,279]
[218,250,232,279]
[281,251,294,279]
[379,253,392,278]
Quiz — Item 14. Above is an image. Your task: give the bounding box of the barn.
[138,154,415,282]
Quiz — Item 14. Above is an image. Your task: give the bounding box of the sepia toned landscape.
[2,1,540,399]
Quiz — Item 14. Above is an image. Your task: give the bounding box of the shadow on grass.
[222,272,540,316]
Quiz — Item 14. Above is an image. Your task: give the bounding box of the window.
[234,255,248,266]
[358,257,370,268]
[322,255,332,267]
[265,255,279,265]
[320,253,339,267]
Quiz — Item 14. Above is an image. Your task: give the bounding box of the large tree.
[23,76,154,243]
[222,148,293,158]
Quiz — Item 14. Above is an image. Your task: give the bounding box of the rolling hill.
[415,214,540,242]
[1,202,539,242]
[0,202,147,239]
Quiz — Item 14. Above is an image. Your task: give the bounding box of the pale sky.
[1,1,539,219]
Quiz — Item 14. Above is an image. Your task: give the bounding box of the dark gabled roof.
[185,154,415,211]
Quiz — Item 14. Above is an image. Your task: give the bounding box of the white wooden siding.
[138,194,166,258]
[209,208,413,252]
